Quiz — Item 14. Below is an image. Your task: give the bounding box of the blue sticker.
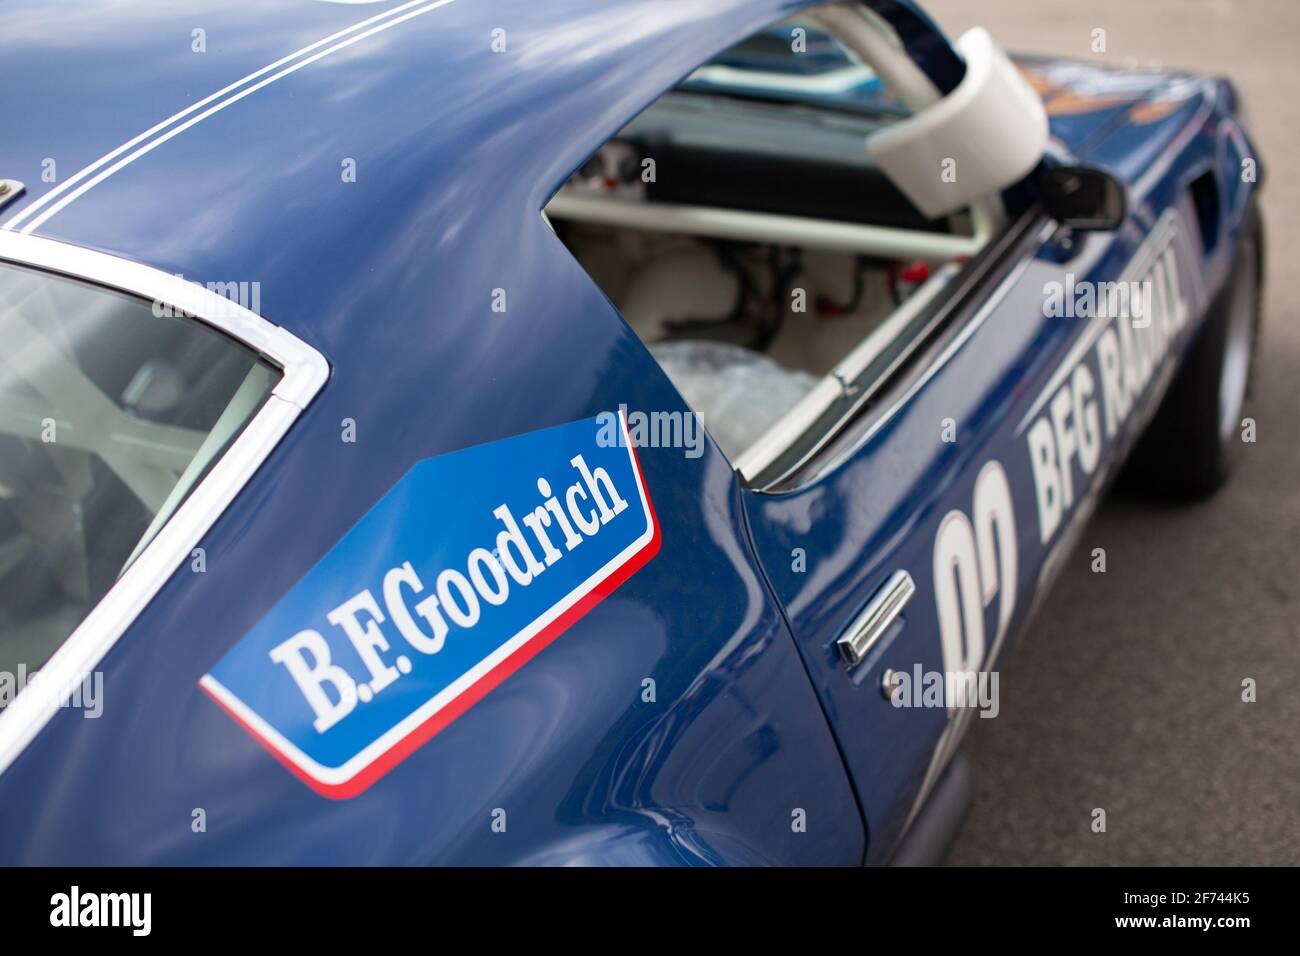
[201,414,659,797]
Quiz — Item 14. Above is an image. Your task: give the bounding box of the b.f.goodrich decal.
[201,414,659,797]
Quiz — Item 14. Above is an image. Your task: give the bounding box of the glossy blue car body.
[0,0,1261,864]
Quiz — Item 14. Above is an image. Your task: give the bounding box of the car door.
[741,184,1209,862]
[738,208,1052,862]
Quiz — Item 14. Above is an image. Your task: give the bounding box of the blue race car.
[0,0,1263,865]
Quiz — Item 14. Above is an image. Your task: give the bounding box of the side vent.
[1188,170,1221,254]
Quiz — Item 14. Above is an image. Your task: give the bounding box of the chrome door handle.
[836,570,915,668]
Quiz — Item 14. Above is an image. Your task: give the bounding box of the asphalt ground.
[917,0,1300,865]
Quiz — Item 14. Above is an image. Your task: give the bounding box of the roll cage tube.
[856,0,967,96]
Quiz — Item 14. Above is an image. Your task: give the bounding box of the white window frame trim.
[0,231,329,777]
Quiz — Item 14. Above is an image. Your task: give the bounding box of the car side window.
[0,261,279,687]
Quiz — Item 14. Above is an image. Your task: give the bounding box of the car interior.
[547,12,1011,483]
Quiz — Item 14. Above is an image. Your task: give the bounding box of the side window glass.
[0,262,279,683]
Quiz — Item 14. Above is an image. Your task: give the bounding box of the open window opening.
[547,5,1047,487]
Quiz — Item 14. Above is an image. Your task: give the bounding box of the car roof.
[0,0,819,350]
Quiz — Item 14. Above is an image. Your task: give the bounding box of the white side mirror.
[867,28,1048,220]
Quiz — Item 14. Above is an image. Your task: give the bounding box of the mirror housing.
[1039,165,1127,231]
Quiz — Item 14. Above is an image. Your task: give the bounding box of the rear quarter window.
[0,261,279,687]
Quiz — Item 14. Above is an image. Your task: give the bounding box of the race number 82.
[932,461,1018,712]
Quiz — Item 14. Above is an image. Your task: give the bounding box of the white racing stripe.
[3,0,456,234]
